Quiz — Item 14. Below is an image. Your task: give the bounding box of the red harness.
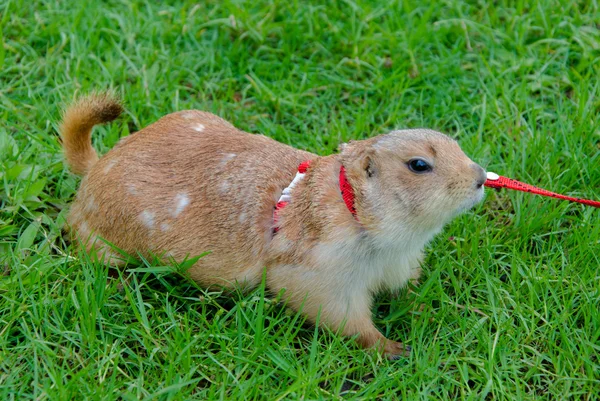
[273,161,357,233]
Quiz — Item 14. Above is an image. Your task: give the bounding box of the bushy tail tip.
[59,92,123,176]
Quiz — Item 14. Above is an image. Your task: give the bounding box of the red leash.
[485,172,600,208]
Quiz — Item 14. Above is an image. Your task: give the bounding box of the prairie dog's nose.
[471,163,486,188]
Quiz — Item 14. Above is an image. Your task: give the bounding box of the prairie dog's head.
[340,129,485,238]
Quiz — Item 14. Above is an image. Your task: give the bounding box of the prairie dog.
[61,93,486,358]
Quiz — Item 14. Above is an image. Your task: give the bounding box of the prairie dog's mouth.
[455,186,485,215]
[473,185,485,204]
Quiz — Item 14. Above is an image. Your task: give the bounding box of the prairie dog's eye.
[408,158,432,173]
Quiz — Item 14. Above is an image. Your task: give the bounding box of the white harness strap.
[278,170,307,203]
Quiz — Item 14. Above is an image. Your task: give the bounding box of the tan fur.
[61,93,486,358]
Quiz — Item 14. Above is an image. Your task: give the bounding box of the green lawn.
[1,0,599,399]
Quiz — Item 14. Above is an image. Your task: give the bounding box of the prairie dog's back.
[65,106,313,286]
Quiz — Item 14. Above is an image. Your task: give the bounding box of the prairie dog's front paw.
[382,339,412,359]
[358,330,412,359]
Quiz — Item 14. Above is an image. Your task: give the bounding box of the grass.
[1,0,599,399]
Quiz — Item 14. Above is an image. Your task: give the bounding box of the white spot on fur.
[172,193,190,217]
[220,180,230,194]
[79,221,90,237]
[193,123,205,132]
[85,195,97,212]
[78,221,97,245]
[160,223,170,232]
[127,184,138,196]
[140,210,155,228]
[182,112,196,120]
[239,211,247,223]
[104,159,117,174]
[220,153,236,166]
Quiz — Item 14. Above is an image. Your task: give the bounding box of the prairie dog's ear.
[340,139,378,177]
[362,153,376,177]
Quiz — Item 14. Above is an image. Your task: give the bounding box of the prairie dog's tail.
[59,92,123,176]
